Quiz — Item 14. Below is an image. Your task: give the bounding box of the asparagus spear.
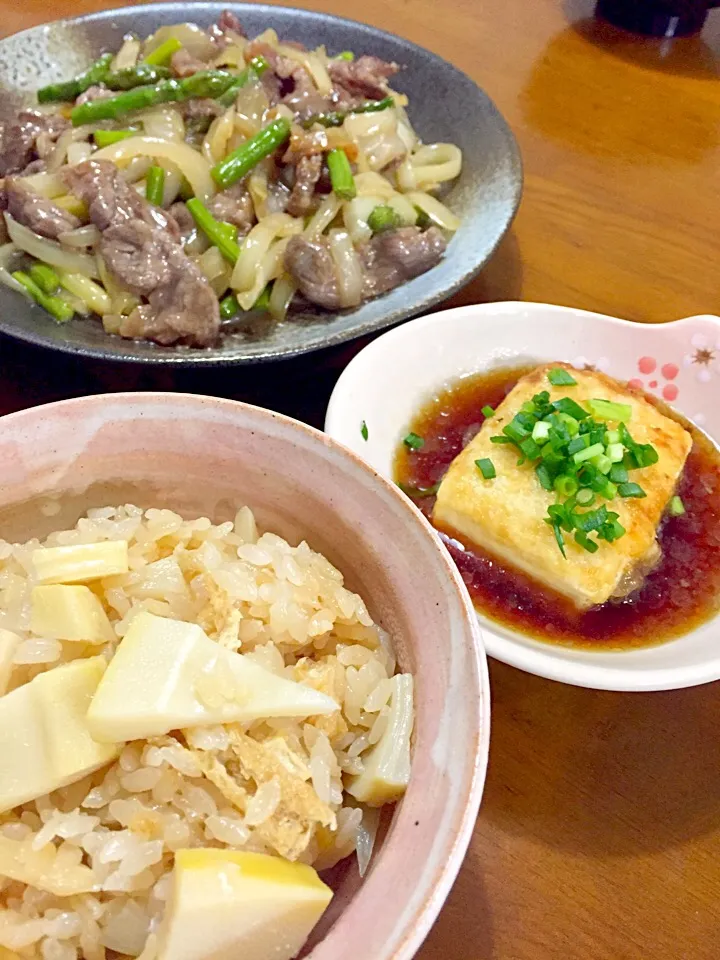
[219,293,240,319]
[327,148,356,200]
[12,271,74,323]
[211,118,291,189]
[301,95,395,130]
[367,204,402,233]
[37,53,113,104]
[145,166,165,206]
[28,263,61,295]
[143,37,183,67]
[70,70,239,126]
[105,64,172,90]
[93,129,137,147]
[186,198,241,264]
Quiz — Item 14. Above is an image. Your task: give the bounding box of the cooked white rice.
[0,505,408,960]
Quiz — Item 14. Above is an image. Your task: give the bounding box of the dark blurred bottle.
[596,0,720,35]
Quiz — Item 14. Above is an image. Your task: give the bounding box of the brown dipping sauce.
[393,366,720,649]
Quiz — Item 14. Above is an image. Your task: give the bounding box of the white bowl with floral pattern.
[325,301,720,691]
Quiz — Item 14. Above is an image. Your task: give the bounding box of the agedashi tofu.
[87,612,339,743]
[433,364,692,608]
[348,673,413,806]
[0,657,121,813]
[30,585,115,644]
[32,540,129,584]
[156,849,333,960]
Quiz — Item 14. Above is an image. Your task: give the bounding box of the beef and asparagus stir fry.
[0,12,462,347]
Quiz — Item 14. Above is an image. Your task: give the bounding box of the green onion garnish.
[574,530,599,553]
[481,405,495,418]
[618,482,646,498]
[404,432,424,451]
[554,475,578,497]
[335,50,355,60]
[361,421,369,441]
[490,435,513,445]
[475,458,496,480]
[587,399,632,422]
[573,442,604,464]
[608,463,628,484]
[548,368,577,386]
[552,397,589,420]
[668,495,686,516]
[576,488,594,506]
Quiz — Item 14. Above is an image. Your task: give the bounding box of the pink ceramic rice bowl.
[0,392,489,960]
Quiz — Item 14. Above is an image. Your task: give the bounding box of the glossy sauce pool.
[393,365,720,650]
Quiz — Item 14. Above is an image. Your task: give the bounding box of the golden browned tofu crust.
[432,363,693,608]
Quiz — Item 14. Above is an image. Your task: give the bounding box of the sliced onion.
[112,36,141,71]
[231,213,301,293]
[235,237,289,311]
[143,24,214,61]
[353,172,396,200]
[93,137,215,202]
[203,107,235,165]
[328,228,363,308]
[253,28,279,48]
[160,163,183,207]
[58,224,101,249]
[196,245,232,295]
[342,195,383,245]
[58,272,111,315]
[140,107,185,143]
[212,40,248,68]
[303,194,341,239]
[387,193,418,226]
[277,45,332,95]
[248,164,269,220]
[5,216,100,278]
[121,156,153,184]
[268,272,297,321]
[405,191,461,232]
[0,243,25,293]
[356,806,380,877]
[17,172,65,198]
[233,82,269,138]
[66,142,93,166]
[409,143,462,189]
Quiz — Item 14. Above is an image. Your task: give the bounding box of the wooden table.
[2,1,720,957]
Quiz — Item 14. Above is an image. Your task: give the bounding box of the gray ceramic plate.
[0,2,522,365]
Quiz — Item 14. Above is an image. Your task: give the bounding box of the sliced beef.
[4,177,80,240]
[284,234,341,310]
[170,48,208,78]
[65,160,218,347]
[285,154,322,217]
[0,110,69,177]
[209,9,246,48]
[284,225,447,310]
[282,128,328,163]
[103,221,219,347]
[360,226,446,297]
[180,98,224,138]
[245,40,330,119]
[168,201,197,245]
[64,159,180,239]
[328,56,399,106]
[208,183,255,233]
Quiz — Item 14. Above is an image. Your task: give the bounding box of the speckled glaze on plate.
[0,392,490,960]
[0,2,522,365]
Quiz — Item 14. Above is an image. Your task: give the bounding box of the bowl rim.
[324,299,720,693]
[0,2,522,367]
[0,390,491,959]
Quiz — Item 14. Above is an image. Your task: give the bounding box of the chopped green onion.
[605,429,620,445]
[212,118,291,189]
[12,271,74,323]
[219,293,240,319]
[576,488,595,506]
[608,463,628,484]
[573,442,605,464]
[327,148,356,200]
[520,437,541,460]
[549,521,567,559]
[552,397,589,420]
[361,420,369,441]
[535,463,554,491]
[367,204,402,233]
[606,443,624,463]
[490,436,513,445]
[475,458,496,480]
[554,475,578,497]
[403,432,424,451]
[548,368,577,386]
[532,421,550,443]
[567,436,590,456]
[93,129,137,147]
[334,50,355,60]
[145,165,165,206]
[556,413,580,436]
[28,263,60,295]
[574,505,609,534]
[502,419,531,444]
[574,530,599,553]
[143,37,183,67]
[590,454,613,475]
[598,479,618,500]
[587,398,632,422]
[618,482,646,498]
[668,495,686,516]
[481,405,495,418]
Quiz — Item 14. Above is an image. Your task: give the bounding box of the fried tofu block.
[433,363,692,608]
